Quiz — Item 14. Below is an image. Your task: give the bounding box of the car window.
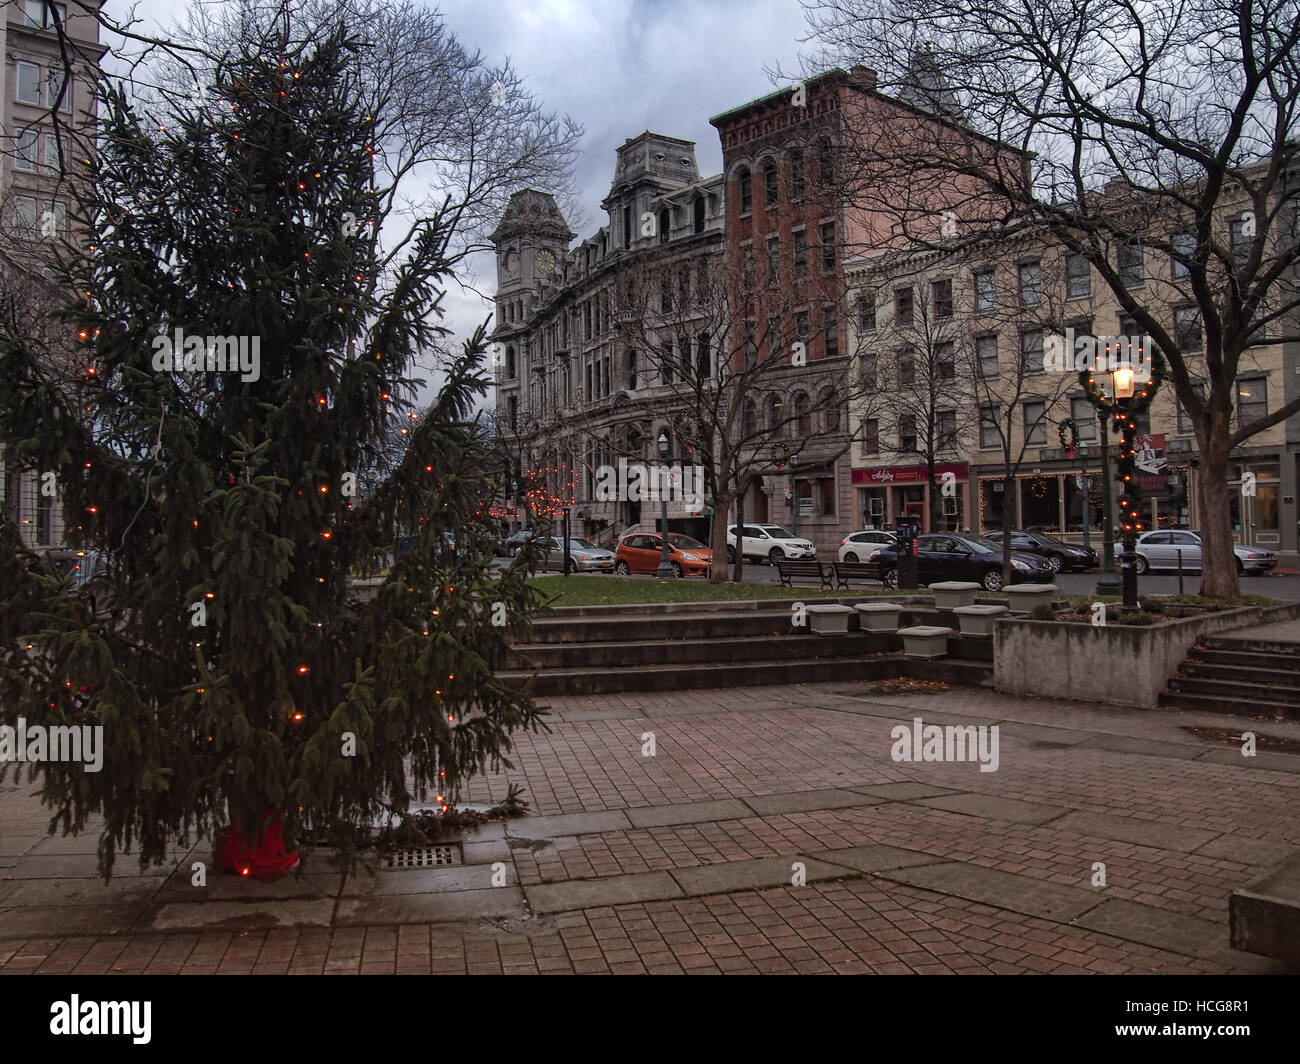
[1144,532,1169,544]
[762,526,795,538]
[1170,532,1199,545]
[668,534,704,549]
[571,538,597,549]
[746,527,767,538]
[918,536,946,552]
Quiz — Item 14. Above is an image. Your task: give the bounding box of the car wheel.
[843,551,859,563]
[1135,555,1149,575]
[1237,558,1245,574]
[982,568,1004,592]
[615,561,631,576]
[726,545,736,563]
[768,547,784,565]
[565,559,577,575]
[881,567,897,589]
[1047,553,1064,573]
[670,562,683,579]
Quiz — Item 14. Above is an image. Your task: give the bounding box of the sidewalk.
[3,680,1298,974]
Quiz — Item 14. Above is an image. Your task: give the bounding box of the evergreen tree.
[0,22,547,876]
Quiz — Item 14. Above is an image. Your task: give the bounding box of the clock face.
[502,249,518,275]
[536,249,556,274]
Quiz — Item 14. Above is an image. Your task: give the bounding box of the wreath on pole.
[770,442,791,471]
[1058,417,1079,458]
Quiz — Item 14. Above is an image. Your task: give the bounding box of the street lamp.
[1110,363,1141,612]
[656,430,675,578]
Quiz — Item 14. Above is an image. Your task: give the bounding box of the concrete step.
[1167,674,1300,706]
[1180,661,1300,690]
[511,632,897,669]
[1204,635,1300,656]
[1187,647,1300,673]
[1157,689,1300,720]
[1231,852,1300,964]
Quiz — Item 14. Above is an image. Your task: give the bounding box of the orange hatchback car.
[614,532,712,578]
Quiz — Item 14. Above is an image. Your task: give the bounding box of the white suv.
[726,524,817,565]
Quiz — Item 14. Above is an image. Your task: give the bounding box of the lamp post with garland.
[1080,344,1166,609]
[1058,418,1091,555]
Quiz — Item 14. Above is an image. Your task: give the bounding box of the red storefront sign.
[1134,434,1168,499]
[851,463,969,485]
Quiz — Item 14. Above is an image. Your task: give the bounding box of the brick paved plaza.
[2,678,1297,975]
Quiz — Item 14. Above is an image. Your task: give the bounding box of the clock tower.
[490,189,575,313]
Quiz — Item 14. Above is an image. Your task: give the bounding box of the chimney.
[850,65,878,91]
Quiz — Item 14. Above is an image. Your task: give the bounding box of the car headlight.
[1012,560,1030,571]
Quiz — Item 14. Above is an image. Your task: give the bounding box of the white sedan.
[1133,530,1277,575]
[838,529,897,563]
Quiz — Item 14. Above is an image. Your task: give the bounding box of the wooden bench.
[776,559,832,588]
[831,561,886,589]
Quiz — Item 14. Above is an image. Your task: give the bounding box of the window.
[898,414,917,451]
[935,340,955,379]
[16,62,40,105]
[738,167,752,214]
[765,315,782,359]
[1023,400,1047,446]
[661,339,674,384]
[623,205,632,248]
[14,196,38,238]
[858,290,877,333]
[1174,305,1202,350]
[795,310,810,348]
[696,257,708,295]
[1228,218,1252,266]
[766,236,780,286]
[1118,241,1144,287]
[24,2,65,28]
[1071,397,1097,442]
[1176,382,1205,435]
[937,409,957,449]
[861,417,879,455]
[820,222,835,270]
[820,477,837,516]
[1018,261,1042,306]
[822,305,838,358]
[1066,254,1091,298]
[932,278,953,319]
[898,348,915,386]
[679,267,690,306]
[859,352,877,390]
[741,322,758,370]
[974,269,995,312]
[790,150,805,198]
[795,393,812,435]
[658,208,670,244]
[793,230,807,278]
[822,387,840,431]
[741,245,755,291]
[771,394,785,437]
[46,68,66,111]
[505,345,517,378]
[15,129,38,172]
[763,160,778,207]
[660,274,672,313]
[1020,328,1044,374]
[976,334,998,378]
[1236,377,1267,430]
[584,303,592,340]
[693,196,706,234]
[742,400,757,438]
[43,133,61,173]
[895,286,913,326]
[585,362,593,402]
[627,349,637,390]
[1171,231,1196,278]
[696,332,711,377]
[980,405,1000,449]
[818,139,834,185]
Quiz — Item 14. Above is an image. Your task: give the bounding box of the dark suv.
[866,533,1054,591]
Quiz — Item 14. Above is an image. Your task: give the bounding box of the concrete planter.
[854,602,903,633]
[929,581,980,611]
[952,604,1008,637]
[1004,583,1057,615]
[993,602,1300,708]
[806,603,855,635]
[898,625,953,659]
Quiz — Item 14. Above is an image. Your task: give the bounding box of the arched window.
[737,167,752,214]
[505,345,517,378]
[789,149,805,198]
[696,332,711,378]
[763,159,778,207]
[821,387,840,431]
[658,208,670,243]
[795,392,812,436]
[742,400,757,440]
[693,196,705,234]
[817,138,834,186]
[769,394,784,437]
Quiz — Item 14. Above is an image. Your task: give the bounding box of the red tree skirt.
[215,816,300,881]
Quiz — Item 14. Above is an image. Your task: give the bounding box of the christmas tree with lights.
[0,25,545,878]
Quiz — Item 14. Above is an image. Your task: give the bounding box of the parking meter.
[896,518,920,590]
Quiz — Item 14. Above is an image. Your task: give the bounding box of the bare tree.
[799,0,1300,594]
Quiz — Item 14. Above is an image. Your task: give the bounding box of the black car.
[983,530,1097,573]
[865,533,1055,591]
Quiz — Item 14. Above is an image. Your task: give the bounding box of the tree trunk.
[731,490,745,583]
[1196,438,1240,598]
[710,490,732,583]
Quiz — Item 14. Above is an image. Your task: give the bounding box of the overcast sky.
[113,0,815,390]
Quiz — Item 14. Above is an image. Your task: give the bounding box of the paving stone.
[461,839,512,865]
[139,899,336,931]
[506,810,631,840]
[996,722,1097,746]
[0,877,166,907]
[1053,810,1220,853]
[525,872,683,913]
[1193,836,1297,867]
[670,857,848,896]
[334,888,524,926]
[555,708,644,722]
[1077,733,1202,760]
[912,792,1069,826]
[877,862,1098,922]
[154,871,341,903]
[1072,898,1232,961]
[341,866,504,896]
[810,844,947,875]
[742,789,884,817]
[626,799,753,829]
[1194,748,1300,775]
[851,781,960,801]
[0,902,150,937]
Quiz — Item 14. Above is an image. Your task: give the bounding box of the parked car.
[614,532,712,578]
[1133,530,1277,575]
[725,524,816,564]
[503,528,543,556]
[983,530,1097,573]
[866,533,1054,591]
[540,537,617,574]
[838,529,897,563]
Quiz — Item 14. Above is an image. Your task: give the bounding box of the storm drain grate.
[380,844,461,869]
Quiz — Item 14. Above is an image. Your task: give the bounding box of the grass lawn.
[530,574,863,608]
